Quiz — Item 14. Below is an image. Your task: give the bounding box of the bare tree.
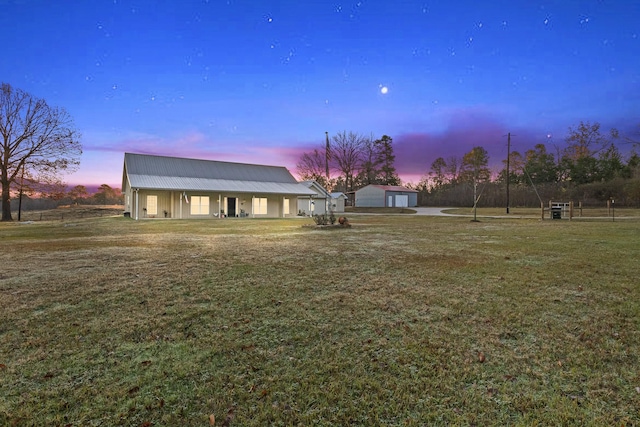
[331,131,366,192]
[1,83,81,220]
[357,134,379,187]
[295,148,330,188]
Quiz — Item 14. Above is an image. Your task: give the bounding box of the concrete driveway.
[412,207,457,216]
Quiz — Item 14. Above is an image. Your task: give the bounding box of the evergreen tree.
[375,135,400,185]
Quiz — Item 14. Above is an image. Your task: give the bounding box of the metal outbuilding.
[354,184,418,208]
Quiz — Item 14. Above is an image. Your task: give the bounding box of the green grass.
[1,215,639,425]
[442,206,639,219]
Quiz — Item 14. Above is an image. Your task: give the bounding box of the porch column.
[134,189,139,220]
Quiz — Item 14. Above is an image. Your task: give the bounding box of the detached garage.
[354,185,418,208]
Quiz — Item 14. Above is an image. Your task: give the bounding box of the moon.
[380,86,389,94]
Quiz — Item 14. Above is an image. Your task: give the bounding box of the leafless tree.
[331,131,367,192]
[295,148,330,188]
[1,83,81,220]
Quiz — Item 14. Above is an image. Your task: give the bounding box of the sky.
[2,0,639,188]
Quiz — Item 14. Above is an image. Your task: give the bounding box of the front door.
[228,197,237,217]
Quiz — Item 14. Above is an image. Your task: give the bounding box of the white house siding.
[330,194,346,213]
[297,181,331,216]
[297,197,328,215]
[127,190,298,219]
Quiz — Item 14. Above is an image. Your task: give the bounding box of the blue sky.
[2,0,639,187]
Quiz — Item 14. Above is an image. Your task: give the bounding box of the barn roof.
[123,153,316,196]
[363,185,418,193]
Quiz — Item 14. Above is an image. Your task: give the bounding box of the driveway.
[413,207,457,216]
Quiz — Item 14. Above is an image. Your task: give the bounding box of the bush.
[312,214,328,225]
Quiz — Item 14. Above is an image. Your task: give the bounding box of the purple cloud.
[393,110,555,182]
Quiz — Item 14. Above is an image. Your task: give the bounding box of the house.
[354,184,418,208]
[122,153,316,219]
[330,192,346,213]
[296,180,331,216]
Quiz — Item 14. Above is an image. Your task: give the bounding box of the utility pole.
[18,163,25,221]
[506,132,511,214]
[325,131,331,215]
[325,131,330,182]
[473,180,478,222]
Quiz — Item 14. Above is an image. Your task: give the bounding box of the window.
[190,196,210,215]
[252,197,268,215]
[147,195,157,215]
[283,198,290,215]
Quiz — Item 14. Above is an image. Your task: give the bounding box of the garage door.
[395,194,409,207]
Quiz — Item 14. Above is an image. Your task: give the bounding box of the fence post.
[569,201,573,221]
[541,202,545,220]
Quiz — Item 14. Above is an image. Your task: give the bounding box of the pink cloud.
[73,110,556,188]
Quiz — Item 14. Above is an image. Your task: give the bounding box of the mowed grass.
[1,215,639,426]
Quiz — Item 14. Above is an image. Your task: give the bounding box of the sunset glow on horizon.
[2,1,638,189]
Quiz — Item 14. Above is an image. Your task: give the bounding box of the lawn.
[1,214,639,426]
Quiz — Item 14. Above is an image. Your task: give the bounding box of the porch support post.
[135,189,139,220]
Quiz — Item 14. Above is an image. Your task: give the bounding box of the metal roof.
[124,153,316,196]
[299,180,331,198]
[367,185,418,193]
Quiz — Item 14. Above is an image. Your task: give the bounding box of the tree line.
[15,184,123,212]
[296,131,400,192]
[297,122,640,207]
[416,122,639,207]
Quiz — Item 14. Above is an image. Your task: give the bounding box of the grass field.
[1,214,639,426]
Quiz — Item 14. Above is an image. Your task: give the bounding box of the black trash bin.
[552,207,561,220]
